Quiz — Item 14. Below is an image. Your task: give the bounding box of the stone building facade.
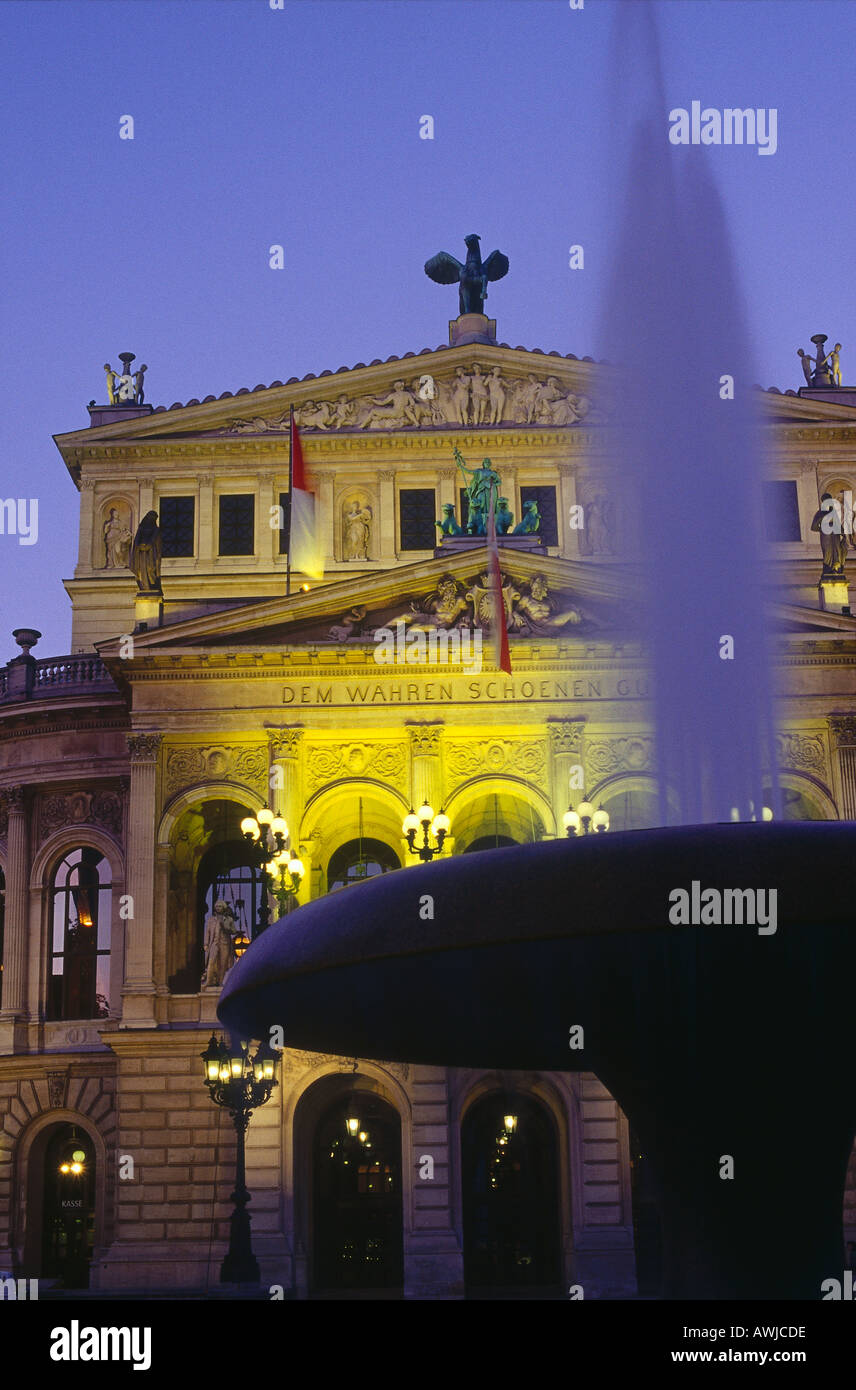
[0,322,854,1296]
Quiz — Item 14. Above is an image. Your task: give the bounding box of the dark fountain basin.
[219,822,856,1300]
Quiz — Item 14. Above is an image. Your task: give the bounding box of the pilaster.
[0,787,29,1048]
[121,733,162,1028]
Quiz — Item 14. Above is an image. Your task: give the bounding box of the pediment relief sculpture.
[221,366,599,434]
[325,571,585,642]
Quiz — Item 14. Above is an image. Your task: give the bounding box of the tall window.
[49,849,111,1020]
[520,486,558,546]
[219,494,255,556]
[159,496,196,556]
[399,489,436,551]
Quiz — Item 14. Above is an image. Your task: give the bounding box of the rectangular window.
[159,496,195,557]
[219,494,255,556]
[399,488,436,551]
[763,481,801,542]
[278,492,291,555]
[520,486,559,546]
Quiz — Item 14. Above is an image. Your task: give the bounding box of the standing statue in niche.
[343,500,372,560]
[130,511,162,594]
[102,508,133,568]
[202,900,240,990]
[811,492,850,577]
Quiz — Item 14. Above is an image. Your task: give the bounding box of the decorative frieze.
[38,789,123,841]
[220,367,600,435]
[444,738,547,787]
[776,732,825,774]
[305,742,407,793]
[586,736,653,777]
[164,744,269,796]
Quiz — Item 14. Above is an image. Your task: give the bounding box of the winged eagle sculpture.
[424,233,509,316]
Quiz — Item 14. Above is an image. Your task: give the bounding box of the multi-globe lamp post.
[563,797,610,837]
[402,802,451,862]
[201,1033,278,1283]
[240,805,305,930]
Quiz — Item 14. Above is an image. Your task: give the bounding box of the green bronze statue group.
[438,448,540,539]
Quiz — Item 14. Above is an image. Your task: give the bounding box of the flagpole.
[286,405,293,596]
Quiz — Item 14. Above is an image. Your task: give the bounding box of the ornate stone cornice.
[127,732,163,762]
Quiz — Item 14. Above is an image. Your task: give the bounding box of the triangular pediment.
[97,548,634,671]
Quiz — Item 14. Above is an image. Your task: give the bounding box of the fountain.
[220,2,855,1299]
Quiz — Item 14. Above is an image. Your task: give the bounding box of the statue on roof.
[424,234,509,316]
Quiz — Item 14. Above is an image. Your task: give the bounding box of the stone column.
[376,469,397,561]
[121,733,162,1028]
[0,788,29,1030]
[258,470,278,566]
[557,463,580,559]
[827,715,856,818]
[78,476,96,571]
[314,470,336,570]
[547,719,586,830]
[198,474,214,565]
[269,729,304,842]
[407,722,444,818]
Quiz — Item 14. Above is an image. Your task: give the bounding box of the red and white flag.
[486,483,512,674]
[288,408,324,579]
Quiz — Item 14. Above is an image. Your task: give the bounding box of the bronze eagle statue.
[424,233,509,316]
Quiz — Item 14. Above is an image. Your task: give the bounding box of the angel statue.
[424,234,509,316]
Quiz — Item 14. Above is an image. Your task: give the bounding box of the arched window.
[327,839,400,893]
[0,867,5,1008]
[48,848,111,1020]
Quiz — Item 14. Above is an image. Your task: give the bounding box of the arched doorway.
[312,1090,403,1291]
[327,838,400,892]
[40,1124,96,1288]
[461,1092,561,1292]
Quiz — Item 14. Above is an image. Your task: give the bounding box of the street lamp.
[403,802,450,862]
[200,1032,278,1284]
[240,805,305,930]
[563,797,610,836]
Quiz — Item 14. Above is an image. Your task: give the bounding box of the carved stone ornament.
[220,367,599,434]
[3,786,26,813]
[827,715,856,747]
[46,1071,69,1109]
[776,732,825,775]
[39,789,123,841]
[269,729,303,761]
[444,738,547,787]
[164,744,269,796]
[547,719,585,755]
[276,1048,409,1083]
[407,723,443,756]
[305,742,407,793]
[127,733,163,762]
[586,736,653,777]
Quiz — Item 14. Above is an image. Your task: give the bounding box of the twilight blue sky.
[1,0,854,656]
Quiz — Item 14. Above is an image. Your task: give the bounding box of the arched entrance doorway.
[461,1092,561,1292]
[310,1088,403,1292]
[40,1124,96,1288]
